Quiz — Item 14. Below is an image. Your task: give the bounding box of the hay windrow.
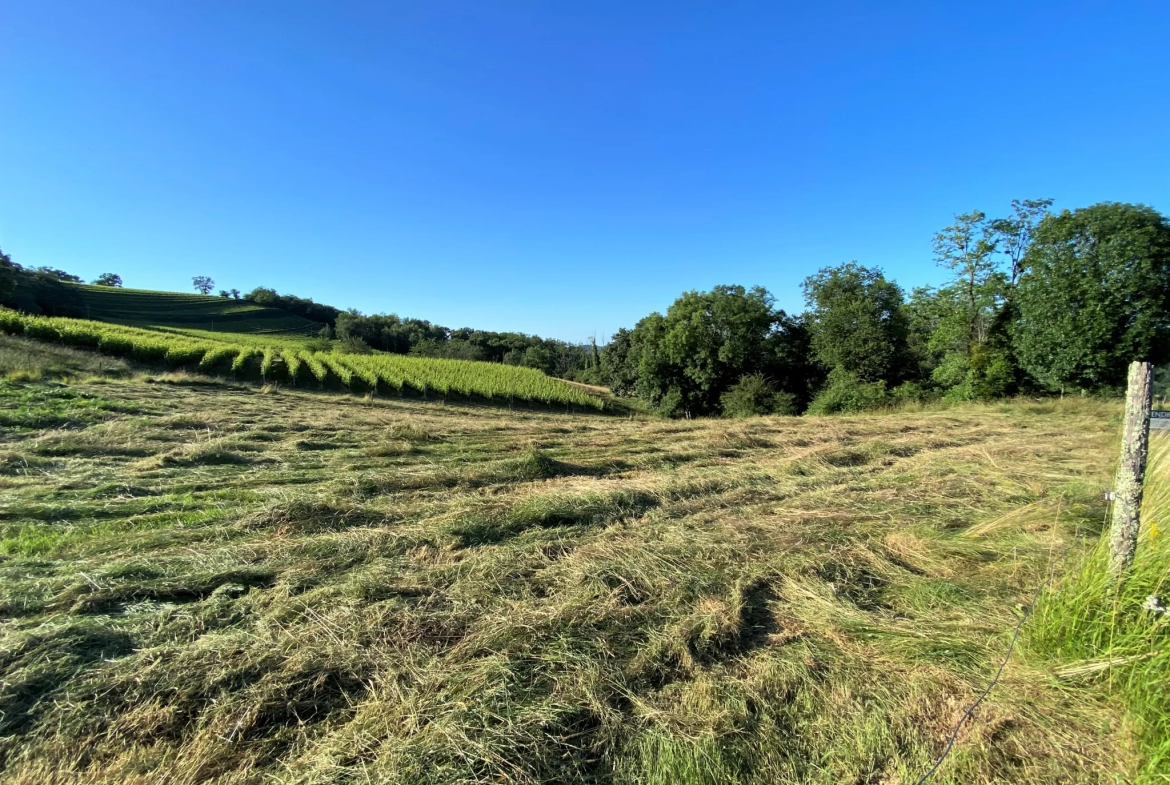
[0,362,1143,783]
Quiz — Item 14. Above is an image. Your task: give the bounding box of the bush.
[806,369,890,415]
[934,344,1016,402]
[720,374,797,418]
[337,335,373,355]
[889,381,932,405]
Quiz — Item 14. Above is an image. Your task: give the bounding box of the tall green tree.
[924,205,1045,401]
[658,285,778,414]
[600,328,638,397]
[604,285,811,417]
[0,250,86,316]
[990,198,1053,286]
[801,263,910,384]
[932,211,999,349]
[1012,202,1170,390]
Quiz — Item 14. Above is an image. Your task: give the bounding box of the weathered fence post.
[1108,361,1153,579]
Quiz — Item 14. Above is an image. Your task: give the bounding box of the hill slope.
[0,312,608,409]
[0,349,1155,783]
[66,283,319,334]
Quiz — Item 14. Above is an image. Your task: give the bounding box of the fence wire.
[914,497,1099,784]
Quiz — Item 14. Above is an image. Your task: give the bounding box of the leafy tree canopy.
[37,267,83,283]
[606,285,815,417]
[801,263,910,384]
[1012,202,1170,390]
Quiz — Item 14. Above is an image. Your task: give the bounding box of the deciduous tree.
[801,263,910,384]
[990,198,1052,286]
[1012,202,1170,390]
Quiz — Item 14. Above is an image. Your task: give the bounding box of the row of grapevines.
[231,348,261,373]
[0,308,605,409]
[260,348,277,378]
[282,350,303,380]
[298,352,329,383]
[336,353,603,409]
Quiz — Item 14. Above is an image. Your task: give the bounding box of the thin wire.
[914,498,1095,785]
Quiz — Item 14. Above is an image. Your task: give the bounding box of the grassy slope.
[66,283,319,334]
[0,345,1159,783]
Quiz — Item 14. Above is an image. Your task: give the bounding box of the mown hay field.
[0,340,1157,784]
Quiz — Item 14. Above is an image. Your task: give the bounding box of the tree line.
[0,253,122,314]
[598,200,1170,417]
[4,199,1167,415]
[241,289,605,380]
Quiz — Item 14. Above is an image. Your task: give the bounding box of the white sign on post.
[1152,410,1170,430]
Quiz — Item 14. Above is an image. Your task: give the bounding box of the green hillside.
[0,310,608,409]
[65,283,319,334]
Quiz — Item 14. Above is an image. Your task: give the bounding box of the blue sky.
[2,1,1168,342]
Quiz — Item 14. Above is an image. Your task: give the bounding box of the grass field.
[0,341,1166,784]
[64,283,319,334]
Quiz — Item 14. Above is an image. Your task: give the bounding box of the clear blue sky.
[2,1,1168,342]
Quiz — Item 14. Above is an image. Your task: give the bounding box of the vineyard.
[63,283,319,334]
[0,309,605,409]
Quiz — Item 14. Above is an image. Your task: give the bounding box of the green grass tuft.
[1027,439,1170,784]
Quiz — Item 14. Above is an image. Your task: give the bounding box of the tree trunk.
[1109,361,1153,580]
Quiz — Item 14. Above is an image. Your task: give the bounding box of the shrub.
[889,381,932,405]
[260,348,277,380]
[199,346,238,371]
[806,368,890,415]
[337,335,372,354]
[164,344,209,366]
[720,374,797,418]
[22,318,61,342]
[231,348,260,375]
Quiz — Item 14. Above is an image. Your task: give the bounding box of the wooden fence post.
[1109,361,1153,579]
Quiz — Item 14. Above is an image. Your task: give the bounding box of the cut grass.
[0,334,132,382]
[0,350,1158,783]
[1027,437,1170,783]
